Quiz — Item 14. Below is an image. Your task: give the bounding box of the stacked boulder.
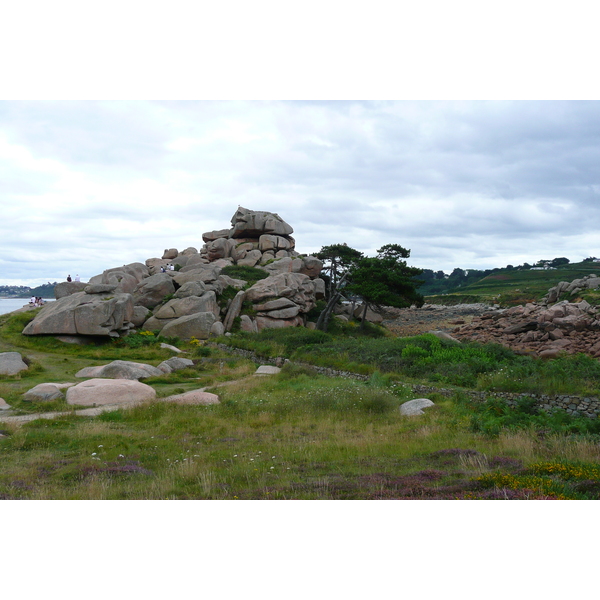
[22,207,325,340]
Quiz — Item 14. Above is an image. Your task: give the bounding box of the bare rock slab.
[0,352,29,376]
[254,365,281,376]
[66,378,156,406]
[161,390,220,405]
[75,360,163,380]
[0,398,11,410]
[400,398,435,416]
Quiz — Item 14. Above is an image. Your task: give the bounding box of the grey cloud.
[2,100,600,285]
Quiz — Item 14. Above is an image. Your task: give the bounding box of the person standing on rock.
[74,274,80,282]
[67,274,72,282]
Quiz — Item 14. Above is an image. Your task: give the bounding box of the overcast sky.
[2,100,599,286]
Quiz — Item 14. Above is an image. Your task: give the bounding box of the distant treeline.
[0,282,57,298]
[416,257,576,296]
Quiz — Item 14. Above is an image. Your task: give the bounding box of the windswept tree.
[345,244,424,330]
[316,242,423,331]
[316,243,364,298]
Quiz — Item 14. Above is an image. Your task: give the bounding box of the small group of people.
[160,264,175,273]
[66,274,81,282]
[29,296,45,307]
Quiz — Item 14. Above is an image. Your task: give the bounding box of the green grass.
[220,329,600,396]
[2,373,600,499]
[3,308,600,499]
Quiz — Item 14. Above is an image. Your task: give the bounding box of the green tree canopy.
[345,245,424,313]
[316,243,364,296]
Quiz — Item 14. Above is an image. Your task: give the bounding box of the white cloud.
[1,100,600,286]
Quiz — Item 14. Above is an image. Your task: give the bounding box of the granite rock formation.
[23,207,325,339]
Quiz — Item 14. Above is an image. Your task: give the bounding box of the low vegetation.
[2,310,600,500]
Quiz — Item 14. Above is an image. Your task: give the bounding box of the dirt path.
[381,303,494,337]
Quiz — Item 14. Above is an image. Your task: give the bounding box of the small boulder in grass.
[157,357,195,374]
[161,390,220,405]
[0,397,11,410]
[400,398,435,416]
[23,383,66,403]
[254,366,281,376]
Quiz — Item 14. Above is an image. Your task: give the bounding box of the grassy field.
[426,261,600,306]
[2,310,600,500]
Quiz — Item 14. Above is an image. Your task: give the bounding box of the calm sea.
[0,299,54,316]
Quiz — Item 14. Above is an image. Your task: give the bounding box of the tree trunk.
[359,302,368,331]
[316,272,348,332]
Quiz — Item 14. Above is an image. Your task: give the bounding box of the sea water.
[0,299,54,316]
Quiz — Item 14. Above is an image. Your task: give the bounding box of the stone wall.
[217,345,600,419]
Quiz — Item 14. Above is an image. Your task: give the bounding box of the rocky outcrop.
[543,273,600,304]
[453,299,600,358]
[23,207,324,338]
[0,352,28,376]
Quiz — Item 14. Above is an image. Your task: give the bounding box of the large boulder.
[66,378,156,406]
[260,257,304,276]
[154,292,219,320]
[299,256,323,279]
[236,249,263,267]
[133,273,176,309]
[54,281,88,299]
[22,292,134,337]
[202,228,232,243]
[0,352,28,376]
[206,238,237,262]
[245,272,317,312]
[258,234,294,252]
[230,207,293,238]
[75,360,163,380]
[160,312,217,340]
[239,314,258,333]
[173,281,207,298]
[173,266,221,287]
[131,306,152,327]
